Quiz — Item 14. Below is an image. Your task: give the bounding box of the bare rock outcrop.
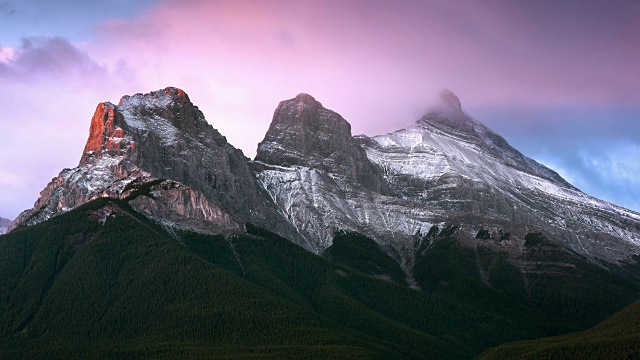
[255,93,386,193]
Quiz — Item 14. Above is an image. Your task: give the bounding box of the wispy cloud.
[0,37,106,83]
[580,144,640,187]
[530,140,640,213]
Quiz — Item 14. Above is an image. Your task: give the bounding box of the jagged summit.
[393,90,572,188]
[83,87,208,159]
[255,93,352,167]
[254,93,384,188]
[118,87,191,108]
[255,93,387,195]
[292,93,322,106]
[115,86,212,141]
[418,89,476,134]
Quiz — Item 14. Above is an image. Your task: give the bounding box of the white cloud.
[580,144,640,185]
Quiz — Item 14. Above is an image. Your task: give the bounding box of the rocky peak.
[292,93,322,106]
[384,90,576,190]
[116,87,210,138]
[255,93,353,170]
[255,94,386,191]
[118,87,191,109]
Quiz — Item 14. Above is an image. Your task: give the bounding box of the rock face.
[9,101,137,233]
[123,178,244,235]
[0,217,10,235]
[9,87,301,244]
[111,87,297,240]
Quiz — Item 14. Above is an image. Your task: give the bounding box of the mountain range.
[10,87,640,272]
[2,87,640,358]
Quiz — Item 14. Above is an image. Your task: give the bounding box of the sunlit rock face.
[9,99,138,233]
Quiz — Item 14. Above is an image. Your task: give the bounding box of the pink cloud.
[0,47,14,62]
[93,0,640,108]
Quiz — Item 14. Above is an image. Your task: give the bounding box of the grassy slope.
[479,300,640,360]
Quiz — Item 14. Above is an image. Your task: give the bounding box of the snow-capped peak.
[118,87,190,109]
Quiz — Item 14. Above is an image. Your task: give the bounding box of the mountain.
[10,86,640,292]
[0,217,10,235]
[359,91,640,264]
[254,90,640,276]
[6,86,640,357]
[480,299,640,359]
[8,88,303,246]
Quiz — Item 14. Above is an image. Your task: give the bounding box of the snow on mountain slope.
[254,161,440,271]
[255,91,640,265]
[360,95,640,262]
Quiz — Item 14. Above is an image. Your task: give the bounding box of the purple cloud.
[0,37,107,83]
[0,37,140,220]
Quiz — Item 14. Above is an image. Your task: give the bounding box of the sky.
[0,0,639,220]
